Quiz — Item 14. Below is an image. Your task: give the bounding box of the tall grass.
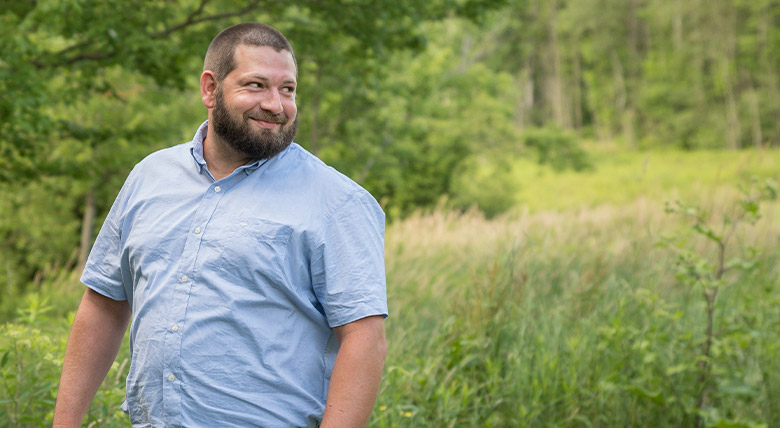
[1,189,778,427]
[376,191,779,427]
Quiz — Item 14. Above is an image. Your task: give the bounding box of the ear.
[200,71,218,109]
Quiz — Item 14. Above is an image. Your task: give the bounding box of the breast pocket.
[214,218,293,286]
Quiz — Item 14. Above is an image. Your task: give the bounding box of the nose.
[260,88,284,115]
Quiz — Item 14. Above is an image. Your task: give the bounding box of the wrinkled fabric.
[82,121,387,427]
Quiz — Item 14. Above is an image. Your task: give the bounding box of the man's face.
[211,44,298,161]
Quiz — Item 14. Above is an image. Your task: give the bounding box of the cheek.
[232,93,262,109]
[284,102,297,119]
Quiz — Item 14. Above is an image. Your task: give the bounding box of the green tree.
[318,18,519,218]
[475,0,780,149]
[0,0,508,294]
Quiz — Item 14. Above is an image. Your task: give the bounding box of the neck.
[202,131,250,181]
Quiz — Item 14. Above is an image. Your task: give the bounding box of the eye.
[248,82,264,89]
[282,86,296,94]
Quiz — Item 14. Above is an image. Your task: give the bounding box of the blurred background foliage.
[0,0,778,320]
[2,1,780,426]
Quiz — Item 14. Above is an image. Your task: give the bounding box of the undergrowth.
[1,181,778,427]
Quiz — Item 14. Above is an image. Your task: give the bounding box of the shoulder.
[276,144,377,199]
[277,144,358,187]
[132,142,192,174]
[115,141,198,207]
[123,142,194,185]
[267,143,384,223]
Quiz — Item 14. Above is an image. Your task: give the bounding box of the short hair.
[204,22,296,81]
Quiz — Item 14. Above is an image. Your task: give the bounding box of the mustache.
[247,111,287,124]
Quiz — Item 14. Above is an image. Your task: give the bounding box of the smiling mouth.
[248,114,285,130]
[253,119,280,129]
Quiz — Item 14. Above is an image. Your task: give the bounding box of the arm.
[320,315,387,428]
[53,288,131,427]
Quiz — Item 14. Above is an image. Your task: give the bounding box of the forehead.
[230,44,297,81]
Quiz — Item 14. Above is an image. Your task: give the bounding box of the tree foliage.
[478,0,780,148]
[1,0,778,292]
[0,0,509,292]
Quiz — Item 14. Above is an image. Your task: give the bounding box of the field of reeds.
[2,155,779,427]
[373,183,779,427]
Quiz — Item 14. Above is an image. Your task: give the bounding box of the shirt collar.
[189,120,209,173]
[188,120,267,176]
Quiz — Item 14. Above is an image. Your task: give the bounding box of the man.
[53,23,388,428]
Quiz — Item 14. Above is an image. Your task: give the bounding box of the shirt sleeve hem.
[327,309,388,328]
[81,277,128,302]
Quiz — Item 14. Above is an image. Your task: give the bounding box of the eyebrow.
[241,74,297,85]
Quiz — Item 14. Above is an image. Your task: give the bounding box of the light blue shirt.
[81,121,388,427]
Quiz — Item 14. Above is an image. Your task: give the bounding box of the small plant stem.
[12,339,22,425]
[695,236,727,428]
[695,287,717,428]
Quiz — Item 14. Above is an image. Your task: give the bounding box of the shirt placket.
[161,177,237,425]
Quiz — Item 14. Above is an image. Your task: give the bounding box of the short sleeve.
[311,190,388,327]
[80,179,132,302]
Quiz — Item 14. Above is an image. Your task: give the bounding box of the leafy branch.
[661,177,778,428]
[151,0,262,38]
[29,0,262,69]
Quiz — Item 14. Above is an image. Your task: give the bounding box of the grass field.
[509,147,780,212]
[376,192,779,427]
[1,149,779,427]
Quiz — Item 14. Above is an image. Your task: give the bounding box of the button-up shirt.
[82,121,388,427]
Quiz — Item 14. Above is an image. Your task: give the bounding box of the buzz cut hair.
[204,22,296,81]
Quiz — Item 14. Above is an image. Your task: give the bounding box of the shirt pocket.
[214,218,293,287]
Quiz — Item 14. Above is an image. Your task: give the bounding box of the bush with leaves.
[0,295,129,428]
[660,177,778,427]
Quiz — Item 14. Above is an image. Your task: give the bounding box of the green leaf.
[718,379,759,399]
[626,385,665,406]
[711,421,755,428]
[665,364,689,376]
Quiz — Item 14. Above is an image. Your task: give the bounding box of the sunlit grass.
[509,148,780,212]
[378,187,780,426]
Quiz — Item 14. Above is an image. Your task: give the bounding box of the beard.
[211,88,298,162]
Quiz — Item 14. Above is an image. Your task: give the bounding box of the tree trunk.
[611,52,633,146]
[625,0,640,148]
[515,70,526,129]
[572,52,583,130]
[748,89,763,148]
[724,79,741,149]
[515,62,534,129]
[546,1,567,128]
[673,0,683,50]
[758,10,780,146]
[722,9,741,150]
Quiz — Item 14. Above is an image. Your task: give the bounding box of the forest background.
[1,0,779,426]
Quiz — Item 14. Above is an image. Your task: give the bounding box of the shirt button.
[168,374,175,382]
[194,227,202,234]
[214,186,222,193]
[180,275,189,283]
[171,324,179,332]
